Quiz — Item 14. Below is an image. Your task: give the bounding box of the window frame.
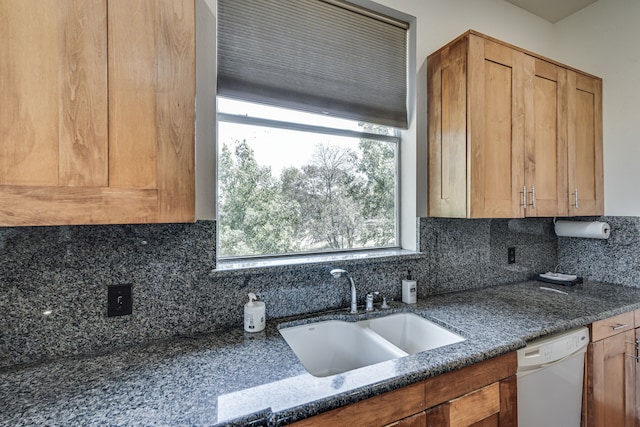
[216,104,402,261]
[204,0,418,262]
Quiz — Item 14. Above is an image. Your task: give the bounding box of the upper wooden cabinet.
[524,57,569,217]
[427,30,603,218]
[567,71,604,215]
[0,0,195,226]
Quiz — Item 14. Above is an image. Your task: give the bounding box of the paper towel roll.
[554,220,611,239]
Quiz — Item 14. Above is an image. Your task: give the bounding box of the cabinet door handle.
[612,323,629,330]
[520,186,527,208]
[573,188,579,209]
[529,186,536,209]
[625,353,640,363]
[625,339,640,363]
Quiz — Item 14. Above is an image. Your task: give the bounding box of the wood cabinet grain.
[586,310,638,426]
[289,382,425,427]
[289,352,517,427]
[0,0,195,225]
[427,30,603,218]
[523,57,568,217]
[567,71,604,216]
[0,0,108,187]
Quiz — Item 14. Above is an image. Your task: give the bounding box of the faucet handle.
[380,296,389,309]
[365,293,375,311]
[366,292,387,311]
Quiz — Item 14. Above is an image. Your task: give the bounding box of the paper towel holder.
[553,218,611,239]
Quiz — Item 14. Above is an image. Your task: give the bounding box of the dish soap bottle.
[402,270,417,304]
[244,293,265,332]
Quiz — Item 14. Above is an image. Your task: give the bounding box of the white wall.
[551,0,640,216]
[378,0,555,57]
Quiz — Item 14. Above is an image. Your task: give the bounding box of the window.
[217,0,409,259]
[217,98,399,258]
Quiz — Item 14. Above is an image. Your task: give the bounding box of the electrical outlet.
[508,247,516,264]
[107,284,133,317]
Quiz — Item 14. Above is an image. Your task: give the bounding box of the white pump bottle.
[244,293,265,332]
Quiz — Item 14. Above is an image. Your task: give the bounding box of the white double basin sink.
[279,312,465,377]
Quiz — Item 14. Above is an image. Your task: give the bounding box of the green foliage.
[219,140,301,256]
[218,136,396,257]
[353,139,396,246]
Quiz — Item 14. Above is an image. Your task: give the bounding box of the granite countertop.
[3,280,640,426]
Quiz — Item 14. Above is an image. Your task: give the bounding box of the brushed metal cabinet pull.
[625,339,640,363]
[612,323,629,330]
[530,185,536,209]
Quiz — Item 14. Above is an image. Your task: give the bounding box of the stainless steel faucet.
[330,269,358,314]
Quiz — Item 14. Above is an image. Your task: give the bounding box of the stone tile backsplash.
[0,222,216,367]
[421,218,557,294]
[1,217,558,367]
[558,216,640,287]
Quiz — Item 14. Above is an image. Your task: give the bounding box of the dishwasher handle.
[517,346,587,377]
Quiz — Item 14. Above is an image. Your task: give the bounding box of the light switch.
[107,284,133,317]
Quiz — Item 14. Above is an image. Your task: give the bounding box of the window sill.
[212,249,424,276]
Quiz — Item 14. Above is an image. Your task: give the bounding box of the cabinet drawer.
[591,311,634,342]
[449,383,500,426]
[289,381,425,427]
[425,383,501,427]
[424,352,516,408]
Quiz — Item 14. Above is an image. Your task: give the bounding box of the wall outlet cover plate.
[107,284,133,317]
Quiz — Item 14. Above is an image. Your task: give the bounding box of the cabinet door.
[424,377,516,427]
[468,35,526,218]
[636,327,640,425]
[0,0,108,187]
[427,37,468,218]
[0,0,194,225]
[635,311,640,424]
[523,57,568,217]
[108,0,195,223]
[590,331,636,426]
[426,383,500,426]
[567,71,603,216]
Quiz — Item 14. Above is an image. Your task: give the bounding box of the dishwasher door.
[517,327,589,427]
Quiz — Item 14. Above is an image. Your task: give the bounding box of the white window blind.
[217,0,409,129]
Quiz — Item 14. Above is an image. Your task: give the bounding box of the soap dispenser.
[402,270,417,304]
[244,293,266,332]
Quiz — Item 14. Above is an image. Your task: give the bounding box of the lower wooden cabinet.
[425,379,517,427]
[388,412,427,427]
[585,310,638,426]
[422,353,517,427]
[289,352,517,427]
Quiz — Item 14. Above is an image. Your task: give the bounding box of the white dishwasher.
[517,327,589,427]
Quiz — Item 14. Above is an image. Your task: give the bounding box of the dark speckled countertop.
[3,280,640,427]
